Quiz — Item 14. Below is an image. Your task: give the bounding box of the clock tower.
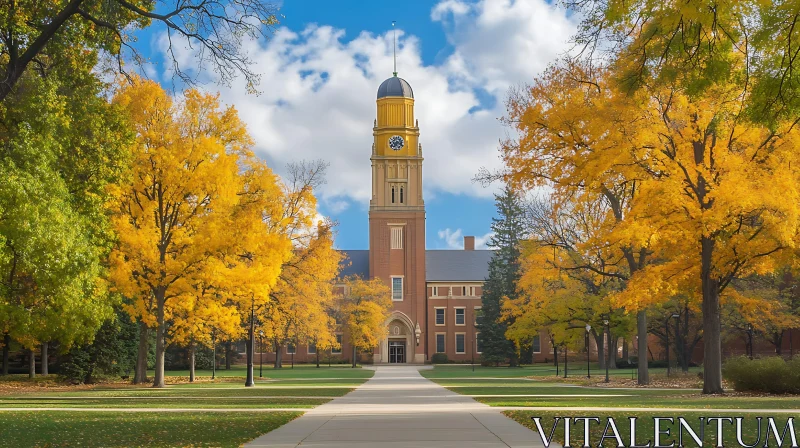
[369,75,426,363]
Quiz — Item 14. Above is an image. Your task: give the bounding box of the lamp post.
[585,324,592,379]
[746,323,754,359]
[211,328,216,381]
[603,317,610,383]
[245,301,255,387]
[258,331,264,378]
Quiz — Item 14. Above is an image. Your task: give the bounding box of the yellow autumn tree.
[502,59,800,393]
[254,160,342,368]
[109,78,289,387]
[338,276,392,368]
[494,62,658,383]
[504,198,633,369]
[608,79,800,393]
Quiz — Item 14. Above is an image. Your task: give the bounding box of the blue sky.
[130,0,575,249]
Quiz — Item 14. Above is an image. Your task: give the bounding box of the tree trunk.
[608,334,618,369]
[274,344,283,369]
[622,338,629,363]
[352,346,357,368]
[701,236,724,394]
[28,349,35,379]
[152,290,166,388]
[41,342,48,376]
[772,331,783,356]
[225,343,232,370]
[133,321,149,384]
[2,332,10,375]
[189,344,196,383]
[637,310,649,385]
[593,333,606,370]
[316,349,320,368]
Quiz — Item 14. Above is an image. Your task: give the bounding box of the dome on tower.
[377,76,414,99]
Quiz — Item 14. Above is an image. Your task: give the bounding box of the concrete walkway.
[245,365,551,448]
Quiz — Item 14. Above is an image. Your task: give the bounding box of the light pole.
[259,331,264,378]
[211,328,216,381]
[585,324,591,378]
[747,323,754,359]
[471,335,475,372]
[603,317,610,383]
[245,301,255,387]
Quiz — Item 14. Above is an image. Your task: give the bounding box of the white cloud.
[437,228,495,249]
[154,0,575,213]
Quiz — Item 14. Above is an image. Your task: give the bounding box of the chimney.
[463,236,475,251]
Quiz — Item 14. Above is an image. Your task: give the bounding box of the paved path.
[245,365,552,448]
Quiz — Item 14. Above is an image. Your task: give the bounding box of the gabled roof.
[339,250,370,279]
[337,249,494,282]
[425,250,494,282]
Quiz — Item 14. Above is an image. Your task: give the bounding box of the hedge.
[722,356,800,394]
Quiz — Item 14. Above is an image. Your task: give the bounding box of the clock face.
[388,135,405,151]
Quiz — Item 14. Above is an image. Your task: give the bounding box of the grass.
[0,396,329,408]
[420,364,702,379]
[426,365,800,410]
[0,365,372,445]
[149,364,373,380]
[0,411,301,447]
[506,411,800,447]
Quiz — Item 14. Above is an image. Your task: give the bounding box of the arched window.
[400,187,404,204]
[391,186,395,204]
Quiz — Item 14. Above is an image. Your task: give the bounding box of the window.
[474,307,484,326]
[533,335,541,354]
[436,334,445,353]
[455,308,465,326]
[308,343,317,355]
[466,286,476,296]
[286,343,296,354]
[391,227,403,249]
[332,334,342,354]
[400,187,404,204]
[435,308,445,326]
[432,286,438,297]
[391,186,395,203]
[476,333,483,354]
[392,277,403,301]
[455,334,465,354]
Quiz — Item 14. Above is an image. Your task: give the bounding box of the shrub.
[60,311,137,384]
[722,356,800,394]
[431,353,449,364]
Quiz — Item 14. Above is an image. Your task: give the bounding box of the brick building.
[262,75,500,365]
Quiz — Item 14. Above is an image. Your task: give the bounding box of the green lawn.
[0,411,301,447]
[151,364,373,380]
[421,364,702,379]
[506,411,800,448]
[426,366,800,411]
[0,365,372,445]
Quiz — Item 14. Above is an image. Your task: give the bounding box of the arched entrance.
[378,311,414,364]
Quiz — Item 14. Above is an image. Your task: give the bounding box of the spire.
[392,21,397,77]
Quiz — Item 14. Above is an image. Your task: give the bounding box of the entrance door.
[388,341,405,363]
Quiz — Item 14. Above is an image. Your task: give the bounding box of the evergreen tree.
[478,185,526,366]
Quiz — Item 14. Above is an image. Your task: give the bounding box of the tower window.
[391,227,403,249]
[391,187,395,204]
[391,277,403,301]
[400,187,404,204]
